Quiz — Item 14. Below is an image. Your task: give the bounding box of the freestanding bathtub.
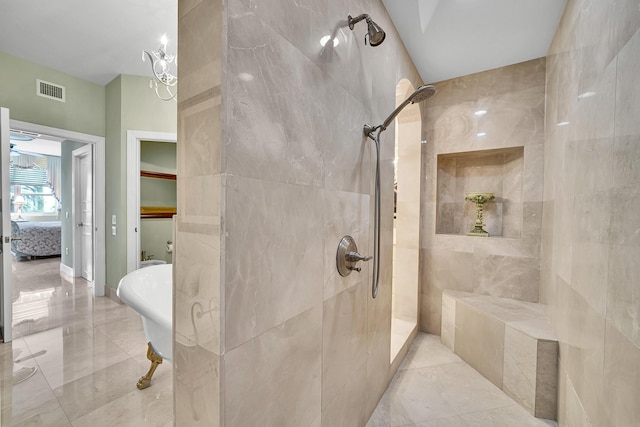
[117,263,172,389]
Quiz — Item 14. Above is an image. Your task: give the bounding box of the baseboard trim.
[104,285,124,305]
[59,263,74,279]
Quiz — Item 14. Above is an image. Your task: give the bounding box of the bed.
[11,220,62,261]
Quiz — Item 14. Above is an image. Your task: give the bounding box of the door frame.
[10,119,106,297]
[72,144,94,280]
[126,130,177,273]
[1,108,12,341]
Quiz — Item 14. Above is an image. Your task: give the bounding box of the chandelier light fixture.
[142,34,177,101]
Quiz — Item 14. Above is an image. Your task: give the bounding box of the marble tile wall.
[176,0,423,425]
[175,0,224,425]
[541,1,640,425]
[393,113,421,324]
[421,58,546,334]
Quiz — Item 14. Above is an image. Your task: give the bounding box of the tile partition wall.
[541,0,640,425]
[391,81,422,339]
[175,0,224,424]
[420,58,546,334]
[176,0,423,425]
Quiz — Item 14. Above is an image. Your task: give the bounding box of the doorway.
[126,130,177,273]
[390,80,422,362]
[0,114,105,342]
[72,144,94,281]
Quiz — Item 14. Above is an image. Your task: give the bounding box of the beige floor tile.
[1,368,70,426]
[32,330,132,389]
[460,404,557,426]
[398,334,462,371]
[368,333,558,427]
[95,312,148,363]
[2,258,174,427]
[70,370,173,427]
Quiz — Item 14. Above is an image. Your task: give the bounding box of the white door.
[73,145,93,281]
[0,108,12,342]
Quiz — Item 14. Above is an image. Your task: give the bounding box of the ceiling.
[382,0,567,83]
[10,136,61,157]
[0,0,177,85]
[0,0,564,86]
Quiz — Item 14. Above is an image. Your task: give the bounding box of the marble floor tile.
[368,333,557,427]
[11,257,94,339]
[367,367,459,426]
[95,315,148,364]
[24,328,132,389]
[459,404,557,426]
[398,334,462,371]
[53,358,151,421]
[0,258,174,427]
[69,368,174,427]
[1,367,71,426]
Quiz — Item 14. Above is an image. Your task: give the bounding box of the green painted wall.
[105,75,176,289]
[0,51,176,289]
[0,52,105,136]
[105,77,123,289]
[60,141,87,267]
[140,140,176,172]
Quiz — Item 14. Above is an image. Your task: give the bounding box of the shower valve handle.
[346,251,372,263]
[337,236,371,277]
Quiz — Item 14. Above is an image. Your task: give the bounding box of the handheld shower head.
[407,85,437,104]
[348,14,386,47]
[363,85,437,139]
[362,83,436,299]
[380,85,436,131]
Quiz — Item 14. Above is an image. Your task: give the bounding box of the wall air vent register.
[36,79,66,102]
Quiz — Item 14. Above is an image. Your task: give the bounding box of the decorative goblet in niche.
[464,192,495,237]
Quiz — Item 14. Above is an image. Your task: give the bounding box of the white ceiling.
[10,137,61,157]
[0,0,177,85]
[382,0,567,83]
[0,0,564,87]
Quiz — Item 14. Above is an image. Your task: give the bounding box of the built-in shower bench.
[440,290,558,421]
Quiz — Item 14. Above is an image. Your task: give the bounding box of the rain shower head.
[348,14,386,46]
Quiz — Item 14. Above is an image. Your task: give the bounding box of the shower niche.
[436,147,524,238]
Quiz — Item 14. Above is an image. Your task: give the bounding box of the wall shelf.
[140,170,176,180]
[140,206,176,219]
[140,170,177,218]
[435,147,524,238]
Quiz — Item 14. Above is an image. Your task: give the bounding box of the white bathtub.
[117,264,173,361]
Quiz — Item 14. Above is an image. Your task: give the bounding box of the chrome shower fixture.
[365,85,437,137]
[364,85,436,299]
[348,14,386,46]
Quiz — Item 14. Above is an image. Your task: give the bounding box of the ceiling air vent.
[36,79,66,102]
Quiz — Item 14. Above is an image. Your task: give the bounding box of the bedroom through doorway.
[8,129,92,339]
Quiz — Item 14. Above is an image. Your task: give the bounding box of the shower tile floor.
[367,334,557,427]
[2,259,555,426]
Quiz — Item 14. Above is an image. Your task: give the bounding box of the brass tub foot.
[137,342,163,390]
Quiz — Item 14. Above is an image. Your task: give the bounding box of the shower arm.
[348,13,372,29]
[364,97,413,138]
